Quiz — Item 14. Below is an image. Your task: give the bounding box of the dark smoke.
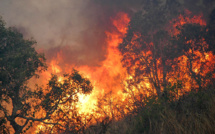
[0,0,141,67]
[1,0,214,67]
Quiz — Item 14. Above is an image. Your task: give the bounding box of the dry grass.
[88,87,215,134]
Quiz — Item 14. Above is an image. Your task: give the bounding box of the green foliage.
[0,28,46,87]
[0,17,46,100]
[0,16,47,134]
[35,71,93,133]
[0,16,93,134]
[40,70,93,112]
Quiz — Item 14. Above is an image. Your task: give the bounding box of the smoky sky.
[1,0,212,67]
[0,0,142,67]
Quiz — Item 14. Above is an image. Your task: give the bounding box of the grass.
[86,85,215,134]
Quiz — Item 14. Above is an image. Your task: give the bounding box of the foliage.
[0,16,46,134]
[119,1,215,99]
[107,5,215,134]
[118,0,184,98]
[172,23,214,91]
[206,8,215,54]
[111,4,215,134]
[1,2,215,134]
[0,16,93,134]
[36,71,93,133]
[93,86,215,134]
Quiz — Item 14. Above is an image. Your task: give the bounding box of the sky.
[0,0,109,66]
[0,0,212,66]
[0,0,143,67]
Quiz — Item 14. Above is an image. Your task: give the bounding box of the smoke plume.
[1,0,213,66]
[0,0,141,67]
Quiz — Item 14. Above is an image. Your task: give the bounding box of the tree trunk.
[7,116,23,134]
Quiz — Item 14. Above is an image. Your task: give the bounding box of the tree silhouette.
[119,1,215,99]
[119,0,182,98]
[0,17,93,134]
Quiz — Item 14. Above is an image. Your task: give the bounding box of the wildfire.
[35,9,215,133]
[35,12,130,133]
[170,9,207,35]
[75,12,130,115]
[170,11,214,94]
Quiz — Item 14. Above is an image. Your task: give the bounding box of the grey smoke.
[3,0,212,67]
[0,0,144,67]
[0,0,110,66]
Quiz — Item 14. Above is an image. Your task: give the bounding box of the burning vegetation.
[1,0,215,134]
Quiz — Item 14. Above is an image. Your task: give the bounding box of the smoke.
[0,0,103,66]
[0,0,215,67]
[0,0,141,67]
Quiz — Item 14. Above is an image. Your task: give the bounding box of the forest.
[1,0,215,134]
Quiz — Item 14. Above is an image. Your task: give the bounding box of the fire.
[170,11,214,94]
[120,9,214,100]
[170,9,206,35]
[35,9,215,133]
[74,12,130,115]
[35,12,130,133]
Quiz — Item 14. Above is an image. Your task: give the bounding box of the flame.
[169,11,214,94]
[121,9,214,100]
[35,12,130,133]
[73,12,130,115]
[34,10,215,133]
[170,9,206,35]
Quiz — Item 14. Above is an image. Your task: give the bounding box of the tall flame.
[34,10,215,133]
[35,12,130,133]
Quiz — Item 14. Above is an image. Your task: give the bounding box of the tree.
[172,22,215,91]
[0,17,93,134]
[119,0,215,99]
[119,0,182,98]
[0,16,46,133]
[206,8,215,54]
[28,71,93,134]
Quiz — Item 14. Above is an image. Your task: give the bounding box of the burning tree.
[119,1,215,100]
[119,0,181,98]
[35,71,93,133]
[0,17,93,134]
[1,0,215,133]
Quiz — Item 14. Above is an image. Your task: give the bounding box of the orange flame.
[35,12,130,132]
[34,10,215,133]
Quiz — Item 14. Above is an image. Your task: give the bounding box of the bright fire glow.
[34,10,215,133]
[35,12,130,133]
